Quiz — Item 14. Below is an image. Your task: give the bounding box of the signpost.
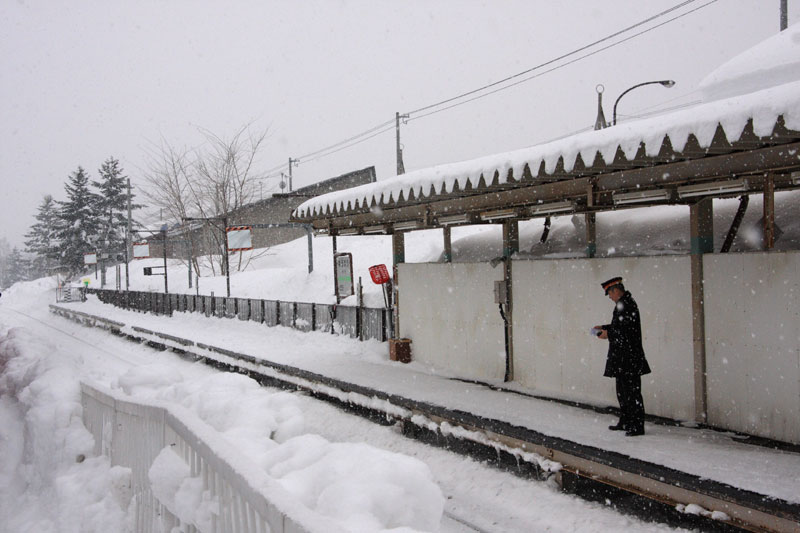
[369,264,392,308]
[334,252,354,303]
[132,242,151,259]
[368,264,390,284]
[131,230,169,294]
[226,226,253,252]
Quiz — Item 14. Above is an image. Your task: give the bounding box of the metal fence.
[81,382,339,533]
[86,289,391,342]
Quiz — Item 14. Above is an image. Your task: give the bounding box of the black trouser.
[615,374,645,432]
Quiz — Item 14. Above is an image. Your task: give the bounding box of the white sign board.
[83,252,97,265]
[133,242,150,259]
[334,252,354,300]
[227,226,253,251]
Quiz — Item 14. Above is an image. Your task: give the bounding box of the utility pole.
[396,112,409,175]
[781,0,788,30]
[288,158,298,192]
[125,178,132,290]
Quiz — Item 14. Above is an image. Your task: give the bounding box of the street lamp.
[612,80,675,126]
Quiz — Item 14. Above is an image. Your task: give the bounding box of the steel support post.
[502,221,519,382]
[585,182,597,258]
[689,198,713,423]
[763,174,775,250]
[391,231,405,339]
[443,226,452,263]
[332,236,339,304]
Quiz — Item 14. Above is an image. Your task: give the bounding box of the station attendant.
[594,277,651,436]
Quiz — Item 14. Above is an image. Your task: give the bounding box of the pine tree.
[57,166,101,273]
[0,238,11,288]
[93,157,136,256]
[3,247,30,286]
[24,194,60,276]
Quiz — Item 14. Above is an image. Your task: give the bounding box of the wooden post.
[443,226,452,263]
[391,231,405,339]
[763,174,775,250]
[690,198,713,424]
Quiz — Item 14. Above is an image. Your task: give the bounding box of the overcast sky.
[1,1,796,248]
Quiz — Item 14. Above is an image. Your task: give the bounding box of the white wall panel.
[704,251,800,443]
[512,256,695,420]
[398,262,506,381]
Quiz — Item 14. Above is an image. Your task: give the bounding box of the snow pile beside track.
[114,363,445,532]
[0,327,129,533]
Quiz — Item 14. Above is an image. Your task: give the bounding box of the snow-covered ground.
[1,278,692,532]
[3,195,799,532]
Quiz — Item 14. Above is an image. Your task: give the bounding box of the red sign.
[369,264,390,284]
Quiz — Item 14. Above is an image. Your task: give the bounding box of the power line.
[405,0,703,116]
[406,0,718,123]
[302,124,396,164]
[258,123,397,182]
[263,0,716,173]
[260,118,395,177]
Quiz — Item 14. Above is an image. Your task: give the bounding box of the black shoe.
[625,429,644,437]
[608,424,626,431]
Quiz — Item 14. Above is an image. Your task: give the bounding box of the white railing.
[81,383,341,533]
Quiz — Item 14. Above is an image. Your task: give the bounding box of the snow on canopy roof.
[295,35,800,221]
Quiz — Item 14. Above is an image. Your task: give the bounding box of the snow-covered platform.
[51,301,800,532]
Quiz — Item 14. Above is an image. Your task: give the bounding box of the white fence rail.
[81,383,340,533]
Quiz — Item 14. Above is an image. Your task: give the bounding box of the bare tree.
[141,125,271,277]
[140,139,205,274]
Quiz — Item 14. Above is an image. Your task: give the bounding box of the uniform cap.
[601,277,623,294]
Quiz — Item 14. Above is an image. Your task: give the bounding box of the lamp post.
[613,80,675,126]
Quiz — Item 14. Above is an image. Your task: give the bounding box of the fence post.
[357,305,363,341]
[311,303,316,331]
[292,302,297,329]
[260,300,266,324]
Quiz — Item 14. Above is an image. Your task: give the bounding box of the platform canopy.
[292,26,800,236]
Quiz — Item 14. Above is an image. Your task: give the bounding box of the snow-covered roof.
[700,21,800,101]
[294,25,800,222]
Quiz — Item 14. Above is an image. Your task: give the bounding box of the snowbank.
[0,327,129,533]
[115,364,445,532]
[262,435,444,532]
[700,21,800,101]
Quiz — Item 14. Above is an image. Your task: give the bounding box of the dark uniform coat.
[603,291,651,378]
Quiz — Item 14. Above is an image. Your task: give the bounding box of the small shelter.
[292,28,800,443]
